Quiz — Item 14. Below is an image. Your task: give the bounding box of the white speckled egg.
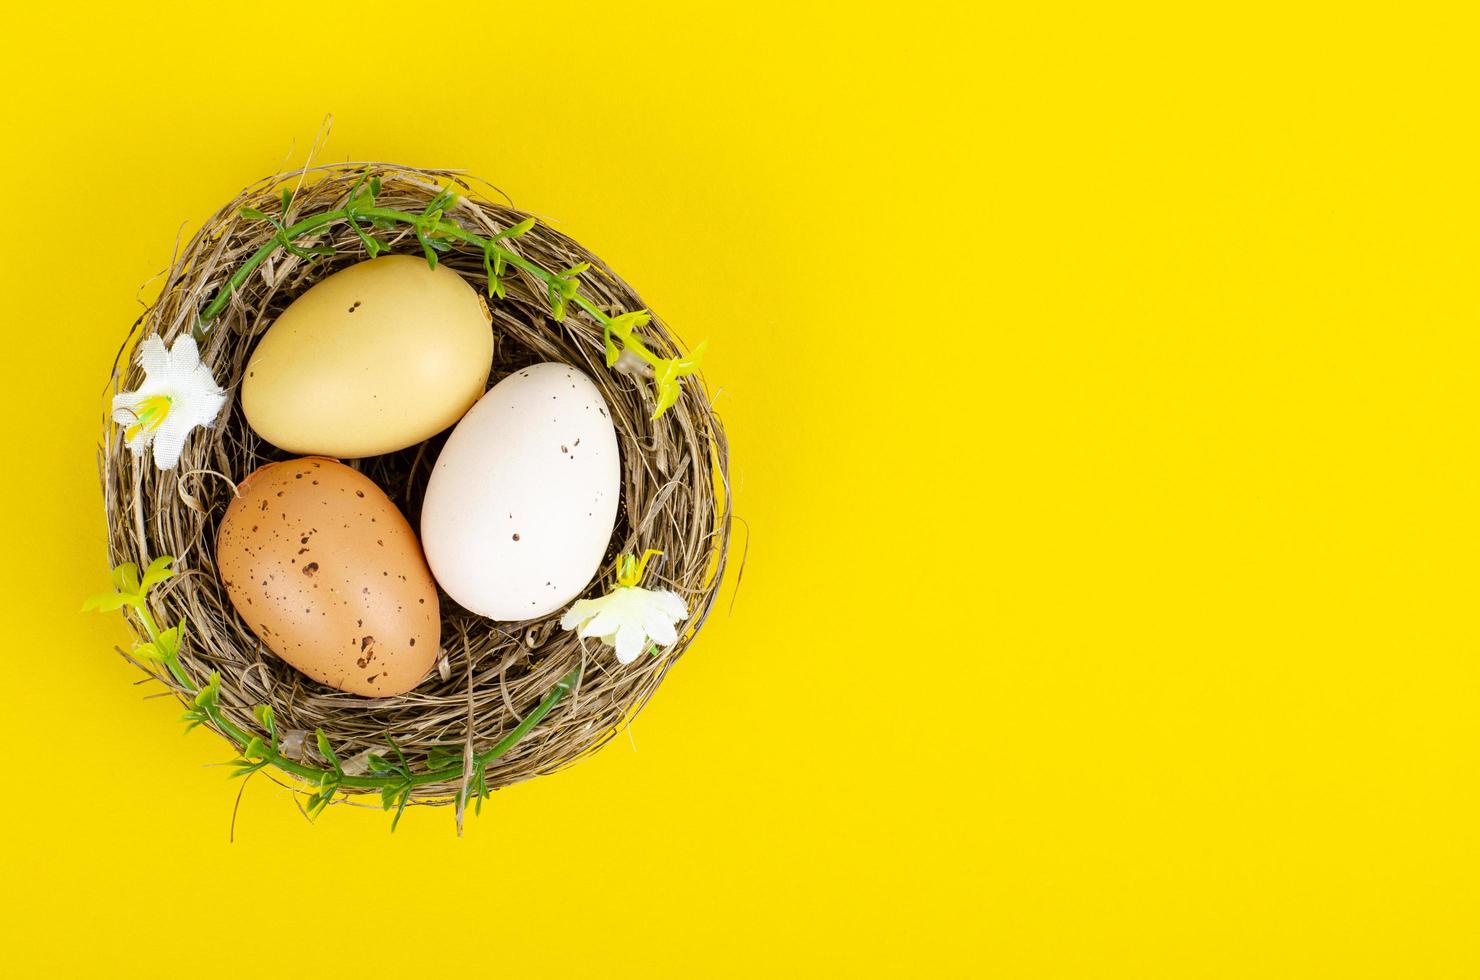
[420,362,620,620]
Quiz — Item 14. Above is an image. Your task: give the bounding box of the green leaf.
[604,333,620,367]
[390,788,411,832]
[194,671,221,708]
[653,378,682,419]
[495,216,536,240]
[674,339,709,376]
[380,783,399,810]
[427,745,465,771]
[607,310,652,338]
[426,186,458,214]
[350,221,380,257]
[243,736,265,760]
[81,591,132,613]
[139,555,176,591]
[281,187,293,214]
[306,767,340,820]
[456,758,491,816]
[154,620,184,660]
[306,787,335,820]
[282,236,336,260]
[132,642,160,660]
[385,735,411,774]
[469,765,489,816]
[561,262,591,278]
[484,247,508,299]
[367,753,391,774]
[369,176,382,197]
[239,207,270,222]
[227,759,266,779]
[253,704,275,741]
[315,729,343,774]
[112,562,140,595]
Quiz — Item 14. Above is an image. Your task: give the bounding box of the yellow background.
[2,2,1477,976]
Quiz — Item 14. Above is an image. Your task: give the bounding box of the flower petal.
[613,621,648,663]
[638,603,679,646]
[650,589,689,621]
[579,605,628,640]
[176,380,226,429]
[151,410,192,470]
[111,393,153,452]
[111,391,144,426]
[560,600,598,631]
[138,335,169,377]
[160,349,225,426]
[165,334,201,375]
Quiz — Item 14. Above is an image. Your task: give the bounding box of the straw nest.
[100,163,730,812]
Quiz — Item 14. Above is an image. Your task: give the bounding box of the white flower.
[111,334,226,471]
[560,550,688,664]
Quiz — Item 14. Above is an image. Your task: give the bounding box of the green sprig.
[200,170,705,419]
[85,556,582,831]
[370,736,417,830]
[303,728,344,819]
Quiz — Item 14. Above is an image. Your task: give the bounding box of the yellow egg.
[242,255,493,457]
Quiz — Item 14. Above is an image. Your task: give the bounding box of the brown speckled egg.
[216,457,439,697]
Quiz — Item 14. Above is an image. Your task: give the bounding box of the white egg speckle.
[420,363,620,620]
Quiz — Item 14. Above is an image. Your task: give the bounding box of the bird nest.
[98,163,730,827]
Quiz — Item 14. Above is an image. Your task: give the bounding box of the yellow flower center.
[124,394,172,443]
[616,549,663,588]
